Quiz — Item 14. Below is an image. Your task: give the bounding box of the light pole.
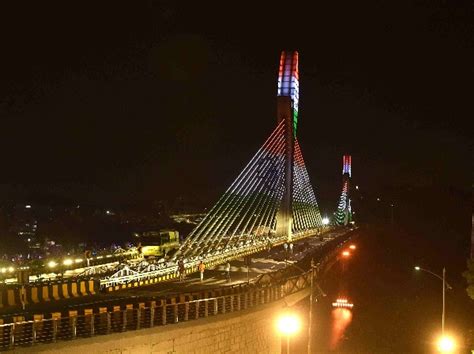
[414,266,452,334]
[276,312,300,354]
[284,259,325,354]
[308,259,314,354]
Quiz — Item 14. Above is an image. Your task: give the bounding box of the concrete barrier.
[7,288,17,307]
[29,287,39,304]
[41,285,50,302]
[0,288,5,308]
[0,279,98,311]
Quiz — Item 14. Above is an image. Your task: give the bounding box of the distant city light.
[25,205,31,209]
[376,197,381,202]
[355,185,359,190]
[7,267,14,272]
[48,261,57,268]
[63,259,73,266]
[349,244,356,250]
[342,251,350,257]
[75,258,83,263]
[414,266,421,271]
[322,217,330,225]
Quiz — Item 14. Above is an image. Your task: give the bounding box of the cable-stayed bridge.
[179,51,321,258]
[336,155,353,226]
[99,51,348,288]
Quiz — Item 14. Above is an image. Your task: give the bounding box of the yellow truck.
[137,230,180,258]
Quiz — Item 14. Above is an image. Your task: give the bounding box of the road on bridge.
[0,229,351,319]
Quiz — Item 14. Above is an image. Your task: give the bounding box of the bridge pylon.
[275,51,299,242]
[335,155,352,226]
[179,51,322,261]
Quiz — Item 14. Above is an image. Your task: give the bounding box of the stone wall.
[16,289,309,354]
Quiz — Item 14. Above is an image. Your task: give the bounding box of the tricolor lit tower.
[335,155,352,226]
[275,51,299,240]
[180,51,322,258]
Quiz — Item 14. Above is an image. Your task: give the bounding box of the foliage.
[462,258,474,300]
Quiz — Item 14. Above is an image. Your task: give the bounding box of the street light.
[436,334,457,353]
[349,244,356,250]
[322,217,330,226]
[414,266,452,334]
[276,312,300,354]
[283,259,325,354]
[342,250,350,257]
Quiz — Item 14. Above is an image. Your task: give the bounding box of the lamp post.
[414,266,452,334]
[276,312,300,354]
[283,259,325,354]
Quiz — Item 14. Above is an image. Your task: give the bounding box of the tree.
[463,258,474,300]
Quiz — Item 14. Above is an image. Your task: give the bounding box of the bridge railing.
[0,229,354,351]
[0,268,321,351]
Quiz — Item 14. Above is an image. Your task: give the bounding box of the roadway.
[290,225,474,353]
[1,228,353,320]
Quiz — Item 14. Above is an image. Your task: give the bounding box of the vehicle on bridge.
[134,230,180,259]
[332,297,354,309]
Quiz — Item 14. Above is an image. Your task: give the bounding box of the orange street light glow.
[276,313,300,336]
[436,335,456,353]
[349,245,356,250]
[342,251,350,257]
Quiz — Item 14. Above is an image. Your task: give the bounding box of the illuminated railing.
[99,227,330,289]
[0,269,311,350]
[0,229,354,351]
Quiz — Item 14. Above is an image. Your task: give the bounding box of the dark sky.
[0,1,472,211]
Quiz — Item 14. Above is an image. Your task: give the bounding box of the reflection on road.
[329,308,353,350]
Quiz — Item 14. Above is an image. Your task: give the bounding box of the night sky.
[0,1,471,212]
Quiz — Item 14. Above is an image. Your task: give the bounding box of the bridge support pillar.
[275,96,294,242]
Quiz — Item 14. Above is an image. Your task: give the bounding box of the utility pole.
[442,267,445,334]
[390,204,394,226]
[307,258,314,354]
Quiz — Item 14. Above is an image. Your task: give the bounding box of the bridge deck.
[0,228,351,319]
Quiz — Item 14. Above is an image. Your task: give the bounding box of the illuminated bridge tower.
[275,51,299,242]
[179,51,322,261]
[335,155,352,226]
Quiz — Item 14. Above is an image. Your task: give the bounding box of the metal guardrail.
[0,228,353,351]
[0,276,301,351]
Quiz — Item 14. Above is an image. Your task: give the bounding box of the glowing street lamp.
[414,266,452,335]
[322,217,330,226]
[436,334,456,353]
[342,250,350,257]
[276,312,300,354]
[349,244,356,250]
